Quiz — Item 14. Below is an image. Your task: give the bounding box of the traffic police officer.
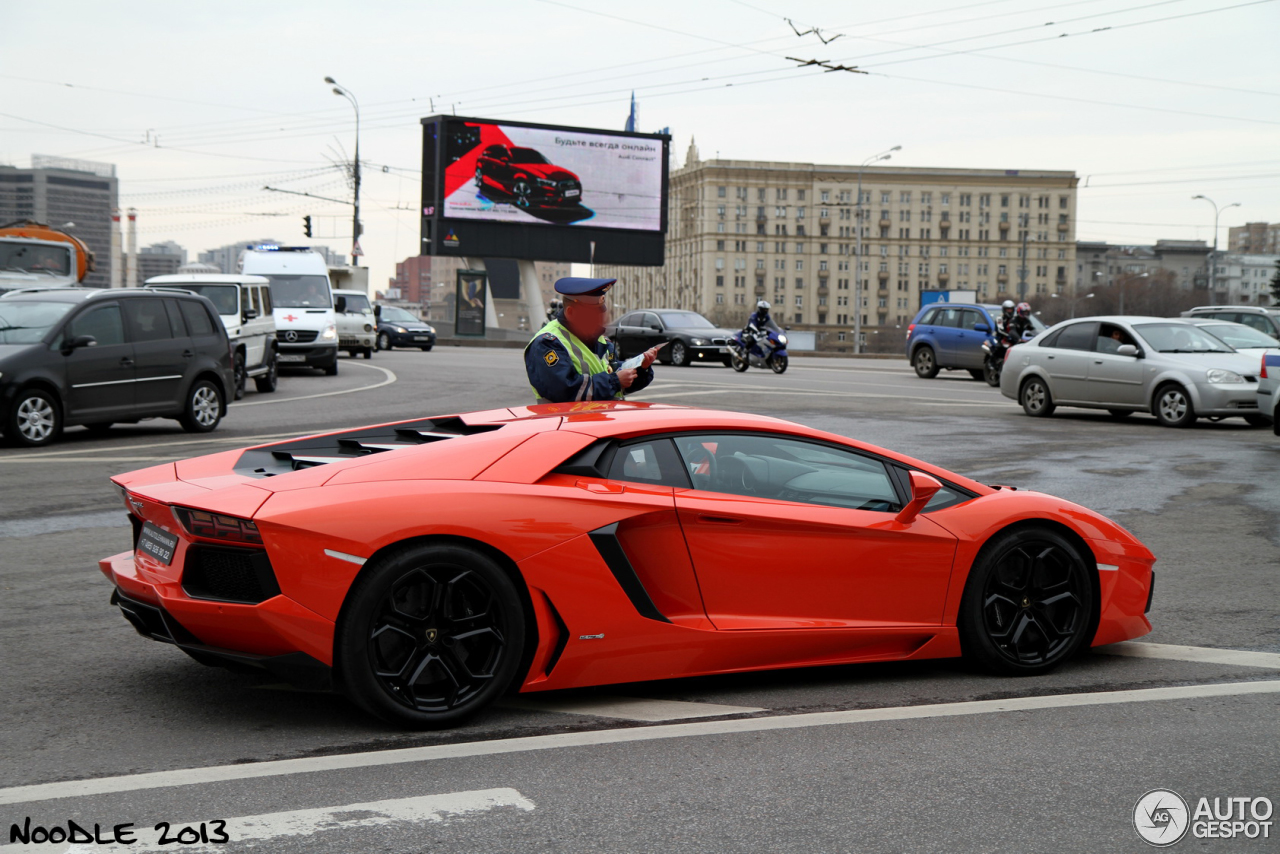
[524,277,659,404]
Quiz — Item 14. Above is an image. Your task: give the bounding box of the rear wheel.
[179,379,223,433]
[913,346,939,379]
[361,347,373,359]
[1020,376,1055,417]
[1153,384,1195,428]
[958,527,1094,675]
[254,353,278,393]
[336,543,526,728]
[4,388,61,447]
[669,341,688,367]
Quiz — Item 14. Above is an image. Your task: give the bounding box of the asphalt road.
[1,347,1277,853]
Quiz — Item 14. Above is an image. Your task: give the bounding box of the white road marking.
[0,788,533,853]
[503,696,765,721]
[3,680,1275,806]
[230,362,396,408]
[1099,641,1280,669]
[0,456,177,465]
[640,388,735,400]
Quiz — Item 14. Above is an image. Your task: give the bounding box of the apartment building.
[596,145,1077,350]
[1228,222,1280,255]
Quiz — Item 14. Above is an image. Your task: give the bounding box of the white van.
[146,273,278,398]
[332,288,377,359]
[239,246,339,375]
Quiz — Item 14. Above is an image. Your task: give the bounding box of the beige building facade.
[1228,222,1280,255]
[597,146,1078,351]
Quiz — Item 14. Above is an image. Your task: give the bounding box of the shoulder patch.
[542,333,558,341]
[543,350,560,366]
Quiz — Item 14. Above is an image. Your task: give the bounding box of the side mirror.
[334,296,347,313]
[63,334,97,354]
[242,307,259,321]
[1116,344,1140,357]
[649,324,662,332]
[974,323,991,333]
[895,471,943,525]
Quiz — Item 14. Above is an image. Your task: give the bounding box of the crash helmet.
[1001,299,1016,316]
[756,300,771,313]
[1016,301,1032,318]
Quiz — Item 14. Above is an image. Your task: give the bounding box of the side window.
[258,286,272,313]
[1096,323,1135,354]
[1039,328,1063,348]
[163,299,188,337]
[960,309,984,330]
[1052,322,1098,351]
[672,433,901,512]
[641,313,661,329]
[179,300,216,336]
[69,305,125,347]
[606,439,689,487]
[1239,314,1272,334]
[122,298,174,342]
[619,313,638,327]
[920,307,939,326]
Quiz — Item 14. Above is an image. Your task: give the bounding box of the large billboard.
[421,115,669,266]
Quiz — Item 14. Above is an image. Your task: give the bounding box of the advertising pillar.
[455,269,488,337]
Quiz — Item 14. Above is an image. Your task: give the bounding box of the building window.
[716,240,725,251]
[795,260,804,271]
[776,188,788,201]
[820,190,830,202]
[795,277,804,288]
[716,293,724,304]
[716,275,725,287]
[1001,194,1010,207]
[941,193,950,206]
[716,257,725,270]
[717,186,726,198]
[1059,195,1069,209]
[795,295,803,306]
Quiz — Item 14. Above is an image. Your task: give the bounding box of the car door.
[611,313,639,357]
[1039,321,1096,402]
[62,302,135,420]
[670,432,959,629]
[123,298,186,413]
[640,313,666,352]
[956,308,988,368]
[241,285,266,369]
[1087,322,1146,406]
[930,307,964,366]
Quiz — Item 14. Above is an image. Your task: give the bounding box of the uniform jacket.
[524,313,655,403]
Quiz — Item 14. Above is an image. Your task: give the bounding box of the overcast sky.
[3,0,1277,290]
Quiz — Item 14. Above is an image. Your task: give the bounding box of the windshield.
[0,242,72,277]
[380,307,420,323]
[265,274,331,308]
[1199,323,1279,350]
[509,148,548,164]
[0,300,74,344]
[659,311,714,329]
[342,293,372,313]
[163,284,238,315]
[1133,322,1235,354]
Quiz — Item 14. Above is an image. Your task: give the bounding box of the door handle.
[1046,355,1055,360]
[119,357,134,367]
[1093,359,1103,364]
[698,514,743,525]
[182,350,195,358]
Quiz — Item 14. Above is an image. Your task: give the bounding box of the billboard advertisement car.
[421,115,669,266]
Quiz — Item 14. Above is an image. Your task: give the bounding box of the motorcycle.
[729,325,789,374]
[982,327,1034,387]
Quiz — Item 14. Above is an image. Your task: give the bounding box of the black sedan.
[375,306,436,351]
[608,309,735,367]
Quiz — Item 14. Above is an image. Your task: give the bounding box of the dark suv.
[0,288,234,447]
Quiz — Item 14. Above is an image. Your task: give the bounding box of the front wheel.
[1153,384,1195,428]
[254,354,278,393]
[4,388,62,447]
[179,379,223,434]
[323,359,339,377]
[378,332,392,352]
[335,543,526,728]
[769,354,788,374]
[669,341,688,367]
[958,527,1095,675]
[1020,376,1055,417]
[913,346,939,379]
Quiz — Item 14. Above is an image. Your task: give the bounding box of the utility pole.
[326,77,362,266]
[854,146,900,355]
[1016,213,1029,301]
[1193,195,1240,306]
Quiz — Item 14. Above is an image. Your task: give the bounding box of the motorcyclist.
[995,299,1016,341]
[747,300,780,334]
[1008,302,1034,342]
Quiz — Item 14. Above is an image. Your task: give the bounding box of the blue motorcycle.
[729,325,789,374]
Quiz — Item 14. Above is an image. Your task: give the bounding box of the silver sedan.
[1000,316,1267,427]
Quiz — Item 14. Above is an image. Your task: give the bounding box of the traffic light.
[303,215,312,238]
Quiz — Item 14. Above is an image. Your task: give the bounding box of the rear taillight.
[1262,352,1268,380]
[172,507,263,545]
[906,323,915,339]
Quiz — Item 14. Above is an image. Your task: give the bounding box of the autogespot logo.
[1134,789,1190,847]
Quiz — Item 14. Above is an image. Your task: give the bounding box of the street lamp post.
[325,76,362,266]
[854,146,900,355]
[1192,195,1240,306]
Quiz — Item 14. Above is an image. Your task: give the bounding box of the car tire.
[420,346,433,351]
[1107,409,1133,419]
[1020,376,1055,417]
[670,341,688,367]
[1243,414,1271,428]
[254,353,278,393]
[179,379,223,434]
[969,369,985,381]
[324,359,339,377]
[4,388,62,448]
[335,542,526,728]
[1153,383,1195,428]
[958,526,1095,676]
[361,347,373,359]
[984,361,1002,387]
[232,351,246,401]
[913,346,939,379]
[378,332,392,352]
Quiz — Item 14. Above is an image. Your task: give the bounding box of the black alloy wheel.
[337,543,525,727]
[670,340,688,367]
[232,351,246,400]
[959,528,1094,675]
[254,353,278,393]
[913,346,939,379]
[729,349,748,372]
[770,353,788,374]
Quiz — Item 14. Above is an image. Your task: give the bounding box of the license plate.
[414,336,430,341]
[564,189,580,197]
[277,354,307,363]
[718,347,728,353]
[137,522,179,566]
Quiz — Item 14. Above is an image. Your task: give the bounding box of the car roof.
[331,288,369,296]
[1054,315,1193,325]
[146,274,269,286]
[1,287,207,303]
[920,303,996,311]
[1186,305,1279,315]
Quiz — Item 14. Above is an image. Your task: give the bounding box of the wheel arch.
[331,533,540,695]
[7,377,65,423]
[1149,374,1200,412]
[191,369,229,415]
